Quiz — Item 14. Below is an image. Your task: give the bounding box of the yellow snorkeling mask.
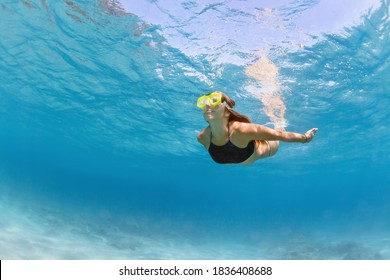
[196,92,222,109]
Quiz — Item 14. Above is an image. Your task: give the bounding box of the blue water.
[1,0,390,259]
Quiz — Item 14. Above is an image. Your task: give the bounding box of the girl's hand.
[304,128,318,143]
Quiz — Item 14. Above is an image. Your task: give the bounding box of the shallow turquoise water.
[1,0,390,259]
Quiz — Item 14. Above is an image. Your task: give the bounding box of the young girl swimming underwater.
[197,91,318,164]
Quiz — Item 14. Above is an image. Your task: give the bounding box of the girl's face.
[202,103,228,122]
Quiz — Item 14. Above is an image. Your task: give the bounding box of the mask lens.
[197,96,209,108]
[209,93,221,106]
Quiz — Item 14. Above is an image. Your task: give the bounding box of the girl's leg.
[266,140,279,157]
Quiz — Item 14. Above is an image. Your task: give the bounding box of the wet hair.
[211,91,252,124]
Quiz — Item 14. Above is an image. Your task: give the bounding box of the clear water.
[1,0,390,259]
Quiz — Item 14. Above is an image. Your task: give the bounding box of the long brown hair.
[211,91,252,124]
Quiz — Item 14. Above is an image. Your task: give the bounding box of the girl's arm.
[237,123,318,143]
[197,127,210,149]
